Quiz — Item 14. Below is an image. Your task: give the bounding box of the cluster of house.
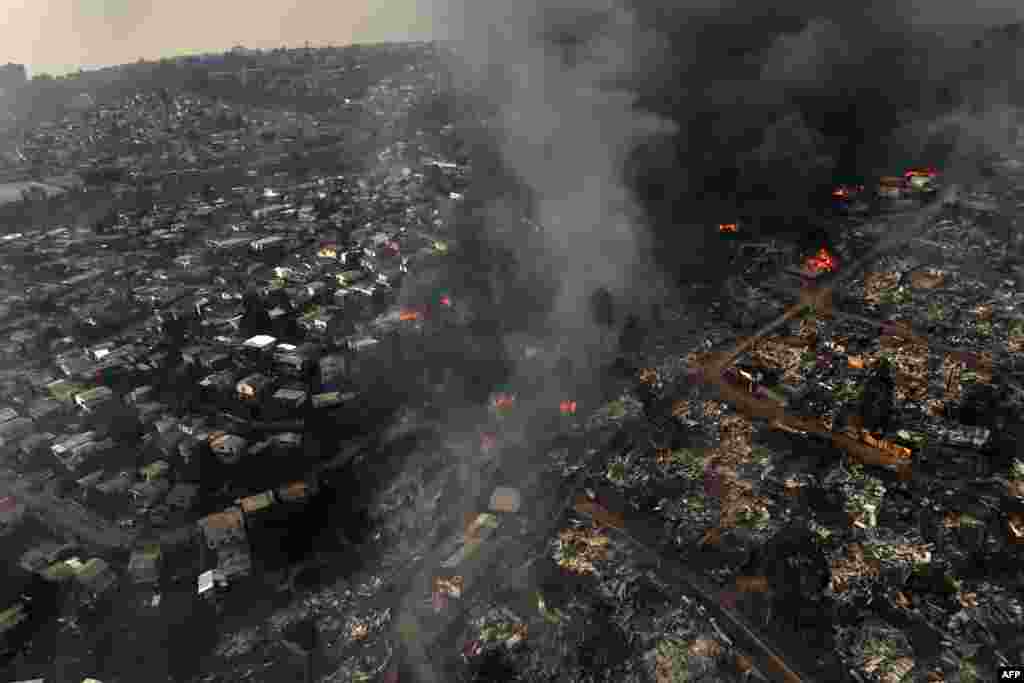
[196,478,316,596]
[0,42,471,674]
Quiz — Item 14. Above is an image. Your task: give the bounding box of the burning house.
[209,432,248,465]
[198,506,252,582]
[236,373,271,401]
[877,176,908,200]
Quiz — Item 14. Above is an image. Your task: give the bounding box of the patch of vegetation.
[1010,319,1024,337]
[845,474,885,528]
[655,638,692,683]
[750,445,772,466]
[480,621,527,644]
[880,287,909,305]
[606,458,628,485]
[1010,459,1024,481]
[942,573,962,595]
[960,657,978,683]
[735,505,771,531]
[862,636,895,661]
[835,381,863,403]
[863,544,894,562]
[683,495,706,514]
[896,430,927,447]
[958,513,984,528]
[976,320,993,337]
[301,304,323,320]
[605,400,627,419]
[810,519,833,544]
[927,303,946,322]
[665,448,708,480]
[536,592,565,625]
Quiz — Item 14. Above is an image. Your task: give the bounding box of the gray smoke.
[441,0,678,342]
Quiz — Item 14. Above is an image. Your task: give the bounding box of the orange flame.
[560,400,578,415]
[719,223,738,233]
[805,248,836,274]
[399,308,423,322]
[904,168,937,178]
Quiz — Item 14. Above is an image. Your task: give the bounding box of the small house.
[198,507,247,549]
[74,558,118,597]
[270,432,302,449]
[197,569,225,596]
[128,544,162,585]
[140,460,171,482]
[19,542,79,574]
[272,387,307,409]
[216,545,252,579]
[165,483,198,511]
[209,433,248,464]
[311,391,351,409]
[74,386,114,412]
[199,371,235,393]
[95,472,133,495]
[236,373,270,400]
[18,432,55,460]
[128,478,170,507]
[0,417,35,447]
[242,335,277,352]
[126,385,154,405]
[277,479,317,504]
[237,491,275,515]
[27,398,63,421]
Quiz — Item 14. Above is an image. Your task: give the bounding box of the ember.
[805,248,836,274]
[492,393,515,411]
[904,167,938,179]
[719,223,739,233]
[399,309,423,322]
[559,400,578,415]
[439,294,452,307]
[833,184,865,199]
[480,433,498,452]
[432,590,449,613]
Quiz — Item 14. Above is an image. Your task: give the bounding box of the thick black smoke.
[429,0,1023,294]
[387,3,1023,681]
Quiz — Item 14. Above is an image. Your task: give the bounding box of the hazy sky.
[0,0,440,77]
[2,0,1023,77]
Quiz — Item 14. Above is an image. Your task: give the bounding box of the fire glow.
[719,223,738,233]
[440,294,452,307]
[492,393,516,411]
[805,248,836,274]
[560,400,578,416]
[399,308,423,322]
[832,184,865,200]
